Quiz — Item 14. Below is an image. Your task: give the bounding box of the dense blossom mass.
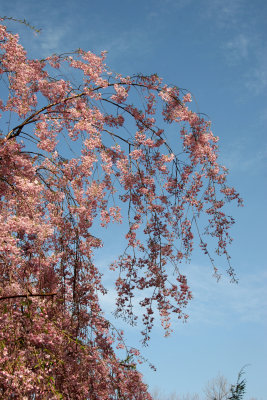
[0,21,242,399]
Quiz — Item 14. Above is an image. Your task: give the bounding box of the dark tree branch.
[0,293,57,301]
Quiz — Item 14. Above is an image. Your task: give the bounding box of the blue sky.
[1,0,266,398]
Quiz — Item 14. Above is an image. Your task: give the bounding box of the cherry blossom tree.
[0,20,242,399]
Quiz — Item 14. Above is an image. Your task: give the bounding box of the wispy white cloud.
[202,0,243,27]
[100,30,155,62]
[202,0,267,96]
[178,264,267,327]
[221,32,267,95]
[147,0,193,19]
[223,34,250,64]
[220,144,266,174]
[38,26,71,54]
[244,51,267,94]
